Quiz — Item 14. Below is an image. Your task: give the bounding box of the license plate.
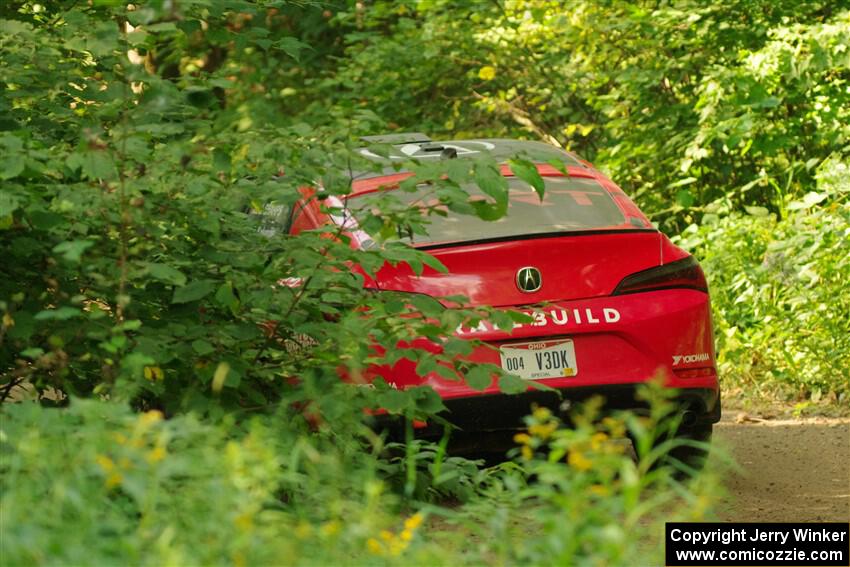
[499,339,578,380]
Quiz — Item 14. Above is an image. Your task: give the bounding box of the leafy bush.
[1,392,721,566]
[0,2,538,418]
[0,398,403,566]
[676,157,850,405]
[315,1,849,232]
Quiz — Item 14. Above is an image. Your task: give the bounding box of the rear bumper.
[375,289,720,399]
[380,385,720,441]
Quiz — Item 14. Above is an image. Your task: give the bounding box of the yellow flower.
[112,433,127,445]
[146,446,166,464]
[590,431,609,451]
[589,484,610,497]
[2,313,14,328]
[691,494,711,520]
[568,450,593,472]
[389,538,409,556]
[105,471,123,489]
[513,432,531,445]
[234,512,253,532]
[400,529,413,542]
[532,405,552,421]
[366,538,384,555]
[320,520,340,537]
[139,410,163,426]
[478,65,496,81]
[379,529,394,542]
[143,366,164,381]
[403,512,423,531]
[521,445,533,460]
[529,421,558,440]
[95,454,114,472]
[602,416,626,438]
[294,522,312,540]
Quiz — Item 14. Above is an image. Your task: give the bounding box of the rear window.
[350,176,628,246]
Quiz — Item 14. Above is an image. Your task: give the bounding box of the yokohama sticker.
[672,353,711,365]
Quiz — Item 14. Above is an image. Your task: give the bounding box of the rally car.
[281,134,720,462]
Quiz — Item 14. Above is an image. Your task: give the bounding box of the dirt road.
[713,414,850,522]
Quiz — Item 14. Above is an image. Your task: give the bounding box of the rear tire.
[656,423,713,476]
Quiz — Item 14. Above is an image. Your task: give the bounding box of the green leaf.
[377,389,410,414]
[415,357,437,377]
[35,307,82,320]
[470,199,507,221]
[420,253,448,274]
[545,159,569,175]
[509,158,545,200]
[667,177,698,189]
[787,192,827,211]
[0,192,20,216]
[489,310,516,333]
[0,19,31,35]
[145,22,179,32]
[212,149,231,173]
[214,283,239,312]
[0,157,25,180]
[675,189,694,208]
[192,339,215,356]
[145,263,187,286]
[412,387,445,415]
[20,347,44,359]
[473,162,509,210]
[745,206,769,217]
[498,374,528,395]
[53,240,94,263]
[275,37,308,61]
[117,319,142,331]
[172,280,216,304]
[409,294,444,316]
[77,151,116,180]
[506,309,534,324]
[465,366,493,391]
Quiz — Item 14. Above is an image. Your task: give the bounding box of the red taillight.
[613,256,708,295]
[673,367,715,379]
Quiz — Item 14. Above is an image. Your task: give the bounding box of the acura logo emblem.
[516,266,542,293]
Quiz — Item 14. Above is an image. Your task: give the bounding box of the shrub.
[1,391,721,566]
[676,157,850,405]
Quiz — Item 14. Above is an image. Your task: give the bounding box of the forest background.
[1,1,848,565]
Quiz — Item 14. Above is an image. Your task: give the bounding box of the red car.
[285,134,720,462]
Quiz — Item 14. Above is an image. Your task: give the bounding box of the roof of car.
[351,136,588,180]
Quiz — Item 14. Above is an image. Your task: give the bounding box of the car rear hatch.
[357,174,664,305]
[373,230,663,306]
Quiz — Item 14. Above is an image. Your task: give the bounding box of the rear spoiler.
[359,133,431,145]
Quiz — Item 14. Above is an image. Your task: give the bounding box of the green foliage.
[676,157,850,404]
[448,400,721,564]
[0,398,403,565]
[317,1,848,229]
[0,0,841,562]
[1,393,721,566]
[0,1,529,415]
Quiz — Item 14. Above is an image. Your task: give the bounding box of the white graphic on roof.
[359,141,496,161]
